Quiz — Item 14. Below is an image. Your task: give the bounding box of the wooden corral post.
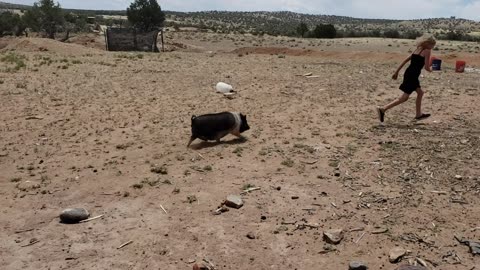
[104,28,109,51]
[161,29,165,52]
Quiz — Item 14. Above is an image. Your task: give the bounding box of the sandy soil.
[0,33,479,270]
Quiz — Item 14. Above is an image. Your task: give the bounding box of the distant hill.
[0,1,126,16]
[165,11,480,37]
[2,1,479,38]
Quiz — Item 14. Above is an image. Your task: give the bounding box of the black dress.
[399,51,425,94]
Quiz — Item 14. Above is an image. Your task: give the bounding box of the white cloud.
[5,0,480,20]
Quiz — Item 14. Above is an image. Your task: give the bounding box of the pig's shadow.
[191,137,248,150]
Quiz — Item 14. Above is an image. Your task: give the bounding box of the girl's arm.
[423,49,432,72]
[392,55,412,80]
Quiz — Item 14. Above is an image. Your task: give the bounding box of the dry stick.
[203,258,217,270]
[21,240,40,247]
[15,228,35,234]
[241,187,261,195]
[117,240,133,249]
[160,204,168,214]
[355,232,367,244]
[25,116,43,120]
[79,215,104,223]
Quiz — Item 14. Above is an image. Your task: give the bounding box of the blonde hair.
[416,34,436,48]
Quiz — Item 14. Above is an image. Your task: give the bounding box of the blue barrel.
[432,59,442,71]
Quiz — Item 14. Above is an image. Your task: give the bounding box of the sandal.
[415,113,431,120]
[377,107,385,123]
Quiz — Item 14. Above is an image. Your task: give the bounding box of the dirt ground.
[0,33,479,270]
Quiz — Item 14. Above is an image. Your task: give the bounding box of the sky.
[6,0,480,20]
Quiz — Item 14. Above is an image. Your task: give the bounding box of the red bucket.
[456,60,466,73]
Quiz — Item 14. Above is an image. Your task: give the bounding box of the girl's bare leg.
[415,88,424,118]
[382,93,410,112]
[377,93,410,122]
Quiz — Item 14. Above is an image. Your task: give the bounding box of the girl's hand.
[392,73,398,80]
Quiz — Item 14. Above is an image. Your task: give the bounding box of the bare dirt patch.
[0,34,479,270]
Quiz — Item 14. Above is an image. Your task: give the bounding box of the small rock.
[395,265,427,270]
[467,241,480,255]
[334,171,341,177]
[323,229,344,244]
[291,196,299,200]
[225,195,243,209]
[349,261,368,270]
[60,208,90,224]
[389,247,407,263]
[246,232,256,239]
[455,175,463,180]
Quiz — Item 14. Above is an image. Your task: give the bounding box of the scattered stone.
[276,186,281,191]
[225,195,243,209]
[395,265,427,270]
[246,232,256,239]
[187,259,196,264]
[291,196,299,200]
[323,229,344,245]
[455,236,480,255]
[389,247,407,263]
[349,261,368,270]
[334,171,341,177]
[59,208,90,224]
[467,241,480,255]
[455,175,463,180]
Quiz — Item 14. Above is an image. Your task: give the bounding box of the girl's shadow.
[191,137,248,150]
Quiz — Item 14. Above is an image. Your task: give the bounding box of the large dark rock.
[60,208,90,224]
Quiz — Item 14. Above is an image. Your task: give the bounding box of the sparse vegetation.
[281,158,295,167]
[10,177,22,183]
[1,53,27,72]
